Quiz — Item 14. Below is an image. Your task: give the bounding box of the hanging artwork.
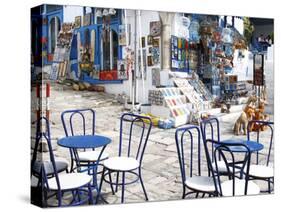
[118,24,130,46]
[147,35,153,45]
[142,37,146,48]
[171,35,189,72]
[152,38,160,47]
[151,47,160,65]
[83,13,91,26]
[253,54,264,86]
[74,16,81,28]
[152,68,161,86]
[147,55,153,66]
[150,21,161,37]
[118,60,128,80]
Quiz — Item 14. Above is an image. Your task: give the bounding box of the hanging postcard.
[150,21,161,37]
[118,24,130,46]
[83,13,91,26]
[117,60,128,80]
[152,68,161,86]
[74,16,81,28]
[151,47,160,65]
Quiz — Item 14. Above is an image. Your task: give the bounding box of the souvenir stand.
[64,9,124,85]
[50,23,74,80]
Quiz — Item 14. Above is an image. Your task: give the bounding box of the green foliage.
[243,17,254,45]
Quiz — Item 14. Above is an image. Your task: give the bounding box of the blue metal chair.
[199,117,226,174]
[246,120,274,193]
[200,116,245,177]
[175,125,217,198]
[61,109,109,173]
[97,113,152,203]
[211,140,260,196]
[31,117,93,207]
[31,117,69,207]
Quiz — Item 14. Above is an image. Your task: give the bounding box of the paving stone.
[32,83,275,204]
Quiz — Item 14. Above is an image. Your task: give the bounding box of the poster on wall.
[152,68,161,86]
[118,24,130,46]
[117,60,128,80]
[171,35,188,71]
[83,13,91,26]
[147,35,153,45]
[151,47,160,65]
[253,54,264,86]
[74,16,81,28]
[150,21,161,37]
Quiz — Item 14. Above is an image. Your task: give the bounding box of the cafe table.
[219,139,264,178]
[220,139,264,153]
[57,134,111,203]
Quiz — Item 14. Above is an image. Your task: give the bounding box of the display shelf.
[173,78,212,111]
[149,87,190,127]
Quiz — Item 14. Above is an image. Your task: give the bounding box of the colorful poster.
[118,24,130,46]
[118,60,128,80]
[83,13,91,26]
[150,21,161,37]
[152,68,161,86]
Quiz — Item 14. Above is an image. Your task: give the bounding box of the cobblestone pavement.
[31,82,274,205]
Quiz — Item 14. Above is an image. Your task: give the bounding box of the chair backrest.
[61,109,95,137]
[200,116,220,162]
[118,113,152,164]
[175,125,202,185]
[212,141,251,196]
[247,120,274,166]
[31,117,61,192]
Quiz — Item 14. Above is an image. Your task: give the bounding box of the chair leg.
[57,191,62,207]
[182,186,186,199]
[88,184,93,204]
[268,178,271,194]
[115,171,119,193]
[96,167,105,204]
[121,172,125,203]
[139,169,148,201]
[108,170,115,195]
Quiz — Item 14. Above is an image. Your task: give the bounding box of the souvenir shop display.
[50,23,74,80]
[150,21,161,37]
[171,35,189,71]
[173,78,212,111]
[151,68,161,86]
[83,13,91,26]
[151,47,160,65]
[118,24,130,46]
[149,87,190,127]
[74,16,81,28]
[117,60,128,80]
[189,18,200,43]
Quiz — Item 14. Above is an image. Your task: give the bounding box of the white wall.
[63,5,84,23]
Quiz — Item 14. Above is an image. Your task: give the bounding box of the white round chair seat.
[103,156,140,171]
[248,165,274,178]
[185,176,216,192]
[212,161,240,173]
[221,179,260,196]
[48,173,92,190]
[78,150,109,162]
